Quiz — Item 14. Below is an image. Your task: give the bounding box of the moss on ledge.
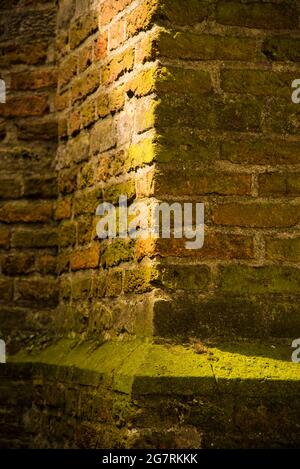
[8,338,300,397]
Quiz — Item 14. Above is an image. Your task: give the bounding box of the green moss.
[9,338,300,397]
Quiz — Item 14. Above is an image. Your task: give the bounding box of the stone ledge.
[6,338,300,396]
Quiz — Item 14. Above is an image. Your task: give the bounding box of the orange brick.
[109,19,125,50]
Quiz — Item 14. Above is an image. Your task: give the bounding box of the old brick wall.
[55,0,163,341]
[0,0,300,450]
[0,0,58,352]
[146,0,300,340]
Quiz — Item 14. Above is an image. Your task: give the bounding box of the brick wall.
[0,0,58,352]
[147,0,300,340]
[1,0,300,349]
[0,0,300,450]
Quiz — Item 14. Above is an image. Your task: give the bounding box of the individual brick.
[69,12,98,49]
[0,226,10,249]
[90,117,117,154]
[0,179,22,199]
[258,173,300,197]
[70,244,100,270]
[266,236,300,263]
[2,94,49,117]
[71,67,99,104]
[23,176,58,199]
[16,278,59,305]
[158,30,258,61]
[136,232,254,261]
[220,265,300,295]
[216,1,298,30]
[0,278,13,303]
[262,36,300,62]
[155,169,252,197]
[2,253,35,275]
[221,69,294,98]
[58,221,77,248]
[109,19,125,50]
[221,138,300,166]
[74,188,102,216]
[101,47,134,85]
[12,227,58,248]
[94,31,108,61]
[126,0,158,37]
[10,68,57,91]
[100,0,132,26]
[0,201,53,223]
[211,203,300,228]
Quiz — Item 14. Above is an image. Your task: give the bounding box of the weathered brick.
[155,169,252,197]
[69,13,98,49]
[77,215,95,245]
[0,179,22,199]
[16,118,58,141]
[265,100,300,135]
[0,278,13,302]
[126,0,157,37]
[105,270,123,297]
[158,30,258,61]
[258,173,300,196]
[263,36,300,62]
[2,94,49,117]
[158,264,211,291]
[80,99,96,128]
[2,253,35,275]
[94,31,108,61]
[55,197,72,220]
[212,203,300,228]
[123,265,155,293]
[101,47,134,85]
[11,68,57,91]
[215,98,262,132]
[71,67,99,104]
[90,117,117,154]
[59,54,78,89]
[101,239,134,268]
[100,0,132,26]
[78,41,93,73]
[70,244,100,270]
[0,201,53,223]
[96,87,125,118]
[159,0,211,26]
[266,236,300,263]
[220,265,300,295]
[104,180,135,204]
[23,176,58,199]
[216,2,298,30]
[221,69,294,98]
[58,168,77,195]
[16,278,59,305]
[74,188,102,215]
[221,138,300,166]
[71,272,92,299]
[0,226,10,249]
[109,19,125,50]
[136,232,254,261]
[12,227,58,248]
[36,253,57,275]
[0,41,48,67]
[58,221,77,248]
